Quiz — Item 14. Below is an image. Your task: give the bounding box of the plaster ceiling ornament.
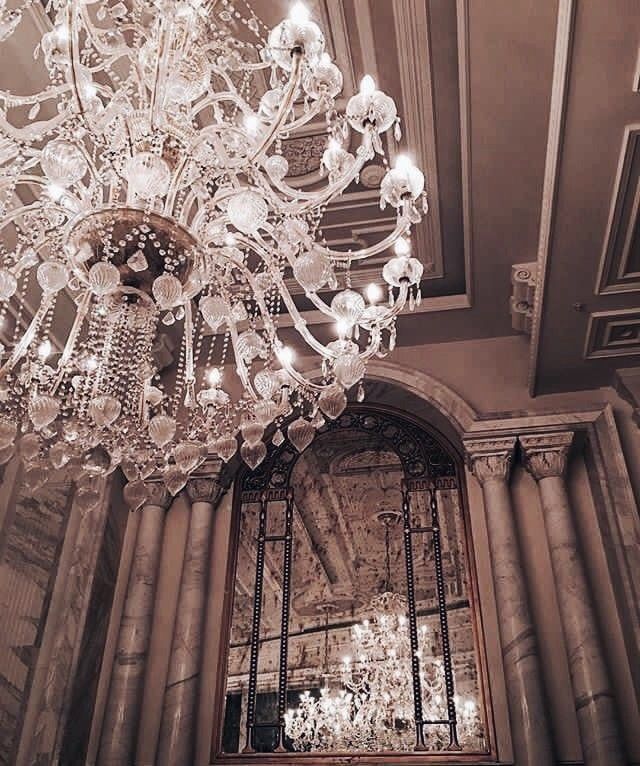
[0,0,426,493]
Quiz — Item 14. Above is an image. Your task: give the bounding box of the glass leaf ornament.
[287,417,315,452]
[240,440,267,469]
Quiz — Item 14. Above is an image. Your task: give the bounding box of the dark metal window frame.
[213,405,495,764]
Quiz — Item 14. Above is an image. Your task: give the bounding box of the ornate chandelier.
[284,592,482,753]
[0,0,426,500]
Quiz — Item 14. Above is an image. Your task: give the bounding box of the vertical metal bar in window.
[429,485,460,750]
[401,483,426,751]
[275,488,294,751]
[242,492,268,754]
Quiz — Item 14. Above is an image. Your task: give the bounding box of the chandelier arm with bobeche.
[0,0,426,500]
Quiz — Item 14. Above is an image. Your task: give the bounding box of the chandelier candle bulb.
[0,0,425,488]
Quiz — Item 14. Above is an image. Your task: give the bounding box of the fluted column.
[98,482,171,766]
[464,437,553,766]
[521,432,625,766]
[157,471,224,766]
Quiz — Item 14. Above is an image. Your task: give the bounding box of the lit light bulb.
[47,183,64,202]
[395,153,413,174]
[360,74,376,95]
[335,318,351,337]
[394,237,410,257]
[55,24,69,43]
[207,368,222,386]
[320,51,331,65]
[244,113,259,135]
[82,82,97,99]
[278,345,295,365]
[289,1,309,23]
[38,339,52,360]
[343,655,351,665]
[85,355,98,372]
[224,232,237,247]
[366,282,382,304]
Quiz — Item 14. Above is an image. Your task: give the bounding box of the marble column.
[521,432,625,766]
[157,473,223,766]
[464,437,553,766]
[97,482,171,766]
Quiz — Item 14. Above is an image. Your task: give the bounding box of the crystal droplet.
[394,119,402,142]
[162,310,175,326]
[416,286,422,306]
[175,305,185,321]
[184,380,196,409]
[409,291,415,311]
[127,252,148,272]
[272,428,284,446]
[389,326,397,351]
[357,382,365,402]
[28,102,40,120]
[354,324,360,340]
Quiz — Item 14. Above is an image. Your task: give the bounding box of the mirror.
[220,412,487,756]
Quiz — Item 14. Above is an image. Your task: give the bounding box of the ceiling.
[3,0,640,395]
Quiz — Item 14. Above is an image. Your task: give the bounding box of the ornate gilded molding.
[520,431,574,480]
[463,437,516,484]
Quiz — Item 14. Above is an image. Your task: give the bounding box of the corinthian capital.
[520,432,574,480]
[144,481,172,510]
[463,437,517,484]
[186,476,224,505]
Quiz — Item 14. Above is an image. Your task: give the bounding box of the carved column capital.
[143,481,172,510]
[464,436,516,484]
[520,431,574,480]
[186,477,223,505]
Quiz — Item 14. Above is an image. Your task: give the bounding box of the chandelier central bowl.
[66,207,201,298]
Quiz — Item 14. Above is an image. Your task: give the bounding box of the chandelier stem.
[67,4,87,124]
[248,51,303,164]
[0,292,53,380]
[50,289,91,395]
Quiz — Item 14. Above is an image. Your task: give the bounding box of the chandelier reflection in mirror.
[284,593,481,751]
[0,0,426,497]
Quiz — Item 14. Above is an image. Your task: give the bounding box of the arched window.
[216,407,491,760]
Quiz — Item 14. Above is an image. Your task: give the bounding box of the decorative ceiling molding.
[322,0,357,96]
[353,0,379,91]
[392,0,444,279]
[456,0,474,306]
[510,262,537,335]
[584,308,640,360]
[595,124,640,295]
[528,0,576,396]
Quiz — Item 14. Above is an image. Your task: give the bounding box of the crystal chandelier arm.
[307,217,412,262]
[248,50,303,163]
[253,133,374,213]
[68,4,89,121]
[0,83,73,107]
[150,16,172,129]
[0,202,66,241]
[0,109,69,142]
